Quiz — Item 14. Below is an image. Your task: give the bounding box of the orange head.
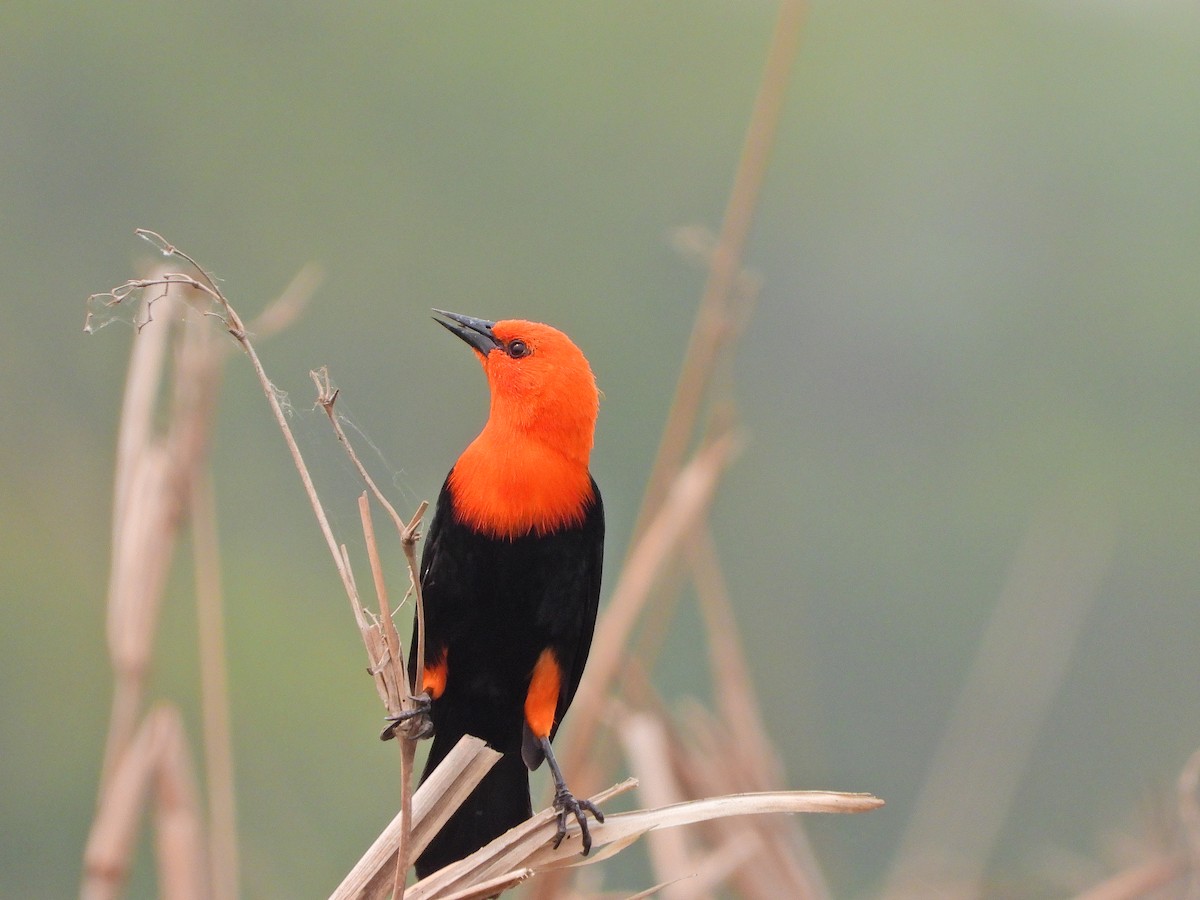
[433,310,599,538]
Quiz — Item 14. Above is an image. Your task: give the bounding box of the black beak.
[432,309,502,356]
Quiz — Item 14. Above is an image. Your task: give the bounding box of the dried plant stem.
[331,736,502,900]
[1073,858,1184,900]
[84,706,207,900]
[882,499,1116,897]
[619,713,703,900]
[632,0,807,540]
[314,367,429,706]
[558,432,741,784]
[356,494,417,900]
[1179,746,1200,900]
[685,525,829,900]
[190,470,240,900]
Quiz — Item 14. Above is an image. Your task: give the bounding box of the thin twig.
[313,367,431,711]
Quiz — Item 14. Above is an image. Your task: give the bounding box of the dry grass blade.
[247,261,324,339]
[632,0,807,538]
[520,789,883,872]
[407,781,639,900]
[86,280,228,900]
[437,870,534,900]
[405,780,879,900]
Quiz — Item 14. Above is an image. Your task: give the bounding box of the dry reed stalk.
[685,525,831,899]
[529,4,833,896]
[190,471,239,900]
[631,0,807,540]
[151,708,208,900]
[92,233,452,900]
[618,713,705,900]
[84,252,319,899]
[1072,858,1185,900]
[86,279,225,899]
[332,736,502,900]
[84,705,207,900]
[881,500,1117,898]
[1179,745,1200,900]
[406,777,878,900]
[557,431,742,789]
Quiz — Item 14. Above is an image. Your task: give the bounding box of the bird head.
[433,310,599,466]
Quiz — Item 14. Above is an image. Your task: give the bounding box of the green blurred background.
[3,2,1199,896]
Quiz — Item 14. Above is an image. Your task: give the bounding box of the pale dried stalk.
[332,736,502,900]
[355,494,417,900]
[106,234,441,896]
[314,366,429,718]
[1072,858,1184,900]
[673,704,819,900]
[190,471,240,900]
[632,0,808,539]
[400,777,878,900]
[685,525,830,899]
[88,283,226,900]
[406,781,640,900]
[1180,745,1200,900]
[525,789,880,876]
[357,494,409,720]
[559,431,741,785]
[99,276,182,793]
[151,709,208,900]
[618,713,705,900]
[84,706,206,900]
[882,500,1117,897]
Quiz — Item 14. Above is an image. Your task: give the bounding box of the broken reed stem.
[121,232,360,622]
[331,736,502,900]
[356,494,416,900]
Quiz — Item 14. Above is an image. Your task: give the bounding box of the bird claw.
[379,695,434,741]
[551,788,604,855]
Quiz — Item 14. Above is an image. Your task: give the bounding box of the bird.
[395,309,605,879]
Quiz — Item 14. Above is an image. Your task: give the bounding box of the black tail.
[414,731,532,879]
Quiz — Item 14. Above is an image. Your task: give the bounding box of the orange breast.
[448,431,593,539]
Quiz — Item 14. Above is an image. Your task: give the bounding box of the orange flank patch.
[524,649,562,740]
[422,654,448,700]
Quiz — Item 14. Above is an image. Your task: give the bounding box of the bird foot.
[551,787,604,855]
[379,694,434,741]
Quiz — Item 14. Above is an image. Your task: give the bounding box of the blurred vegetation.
[2,2,1199,896]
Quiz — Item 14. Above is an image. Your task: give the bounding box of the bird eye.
[508,339,530,358]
